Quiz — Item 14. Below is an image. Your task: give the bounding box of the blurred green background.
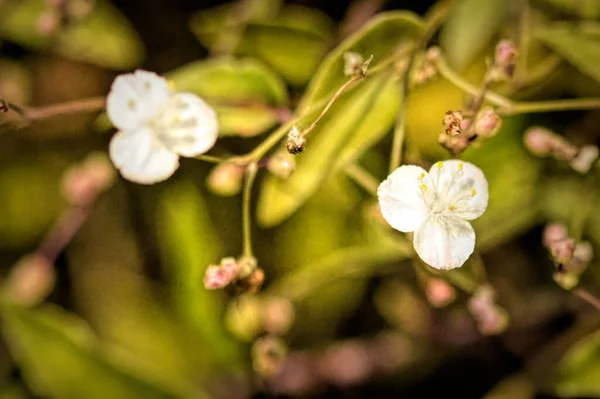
[1,0,600,398]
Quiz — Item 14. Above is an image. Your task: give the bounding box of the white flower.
[378,160,488,270]
[107,70,218,184]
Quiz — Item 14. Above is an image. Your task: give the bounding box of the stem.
[573,288,600,311]
[242,162,258,257]
[37,206,91,264]
[196,154,227,164]
[300,75,363,137]
[508,98,600,115]
[389,82,406,173]
[24,97,106,121]
[345,163,379,196]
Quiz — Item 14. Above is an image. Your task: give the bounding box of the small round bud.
[206,163,244,197]
[473,108,501,138]
[203,264,234,290]
[237,255,257,279]
[82,152,115,192]
[543,223,569,248]
[267,152,296,179]
[318,341,372,387]
[61,153,115,207]
[425,278,456,308]
[343,52,364,76]
[262,296,295,335]
[252,335,288,377]
[220,257,240,281]
[477,305,509,335]
[225,296,262,341]
[570,145,599,174]
[244,268,265,295]
[553,271,579,290]
[524,127,554,156]
[550,238,576,265]
[285,126,306,155]
[37,12,60,36]
[574,241,594,264]
[494,40,518,67]
[5,254,56,307]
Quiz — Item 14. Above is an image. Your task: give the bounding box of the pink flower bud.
[37,12,60,36]
[550,238,576,265]
[570,145,599,174]
[474,108,501,138]
[61,153,115,206]
[206,163,244,197]
[425,278,456,308]
[204,265,233,290]
[262,296,295,335]
[543,223,569,248]
[524,127,554,156]
[5,254,56,306]
[245,269,265,294]
[318,341,372,387]
[219,257,239,281]
[494,40,518,67]
[574,241,594,263]
[267,152,296,179]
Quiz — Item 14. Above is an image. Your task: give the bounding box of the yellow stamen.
[449,205,456,211]
[418,172,425,180]
[144,81,152,89]
[435,161,444,168]
[458,163,463,171]
[419,184,428,192]
[127,99,136,110]
[471,188,477,197]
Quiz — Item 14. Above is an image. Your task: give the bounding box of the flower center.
[419,162,476,217]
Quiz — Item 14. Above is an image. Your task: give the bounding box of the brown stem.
[37,205,91,264]
[24,97,106,121]
[573,288,600,311]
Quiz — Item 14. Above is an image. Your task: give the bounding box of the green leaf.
[0,303,176,399]
[256,71,400,228]
[299,11,423,111]
[154,179,243,368]
[534,0,600,19]
[0,0,144,70]
[536,22,600,83]
[440,0,508,71]
[555,329,600,397]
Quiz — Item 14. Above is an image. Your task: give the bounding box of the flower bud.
[443,110,464,136]
[37,11,60,36]
[206,163,244,197]
[237,255,257,279]
[550,238,576,265]
[343,52,364,76]
[267,152,296,179]
[425,278,456,308]
[524,127,554,156]
[553,271,579,290]
[61,153,115,207]
[494,40,518,68]
[262,296,295,335]
[203,264,233,290]
[5,254,56,307]
[473,108,501,138]
[543,223,569,248]
[574,241,594,263]
[244,269,265,295]
[225,296,262,341]
[467,285,509,335]
[252,335,288,377]
[318,341,372,387]
[285,126,306,155]
[570,145,599,174]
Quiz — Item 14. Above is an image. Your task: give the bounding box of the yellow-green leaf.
[0,0,144,70]
[299,11,423,111]
[536,22,600,83]
[555,329,600,397]
[440,0,508,71]
[257,71,399,227]
[0,303,177,399]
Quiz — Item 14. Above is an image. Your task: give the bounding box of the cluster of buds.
[524,127,599,173]
[342,52,373,78]
[543,223,594,289]
[206,163,244,197]
[204,255,265,295]
[467,284,509,335]
[60,152,115,207]
[38,0,96,36]
[439,108,501,154]
[411,47,441,86]
[486,40,518,82]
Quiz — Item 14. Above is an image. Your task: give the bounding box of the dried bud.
[262,296,295,335]
[543,223,569,248]
[206,163,244,197]
[252,335,288,377]
[343,52,364,76]
[439,133,470,154]
[425,278,456,308]
[204,264,234,290]
[285,126,306,155]
[550,238,576,265]
[473,108,501,138]
[443,110,464,136]
[5,254,56,306]
[244,269,265,295]
[570,145,599,174]
[267,152,296,179]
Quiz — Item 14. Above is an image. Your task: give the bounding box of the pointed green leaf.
[0,0,144,69]
[299,11,423,111]
[257,71,400,227]
[536,22,600,83]
[0,303,177,399]
[440,0,508,71]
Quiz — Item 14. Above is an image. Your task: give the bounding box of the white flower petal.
[106,70,171,131]
[377,165,430,233]
[109,128,179,184]
[429,160,488,220]
[156,93,219,157]
[413,216,475,270]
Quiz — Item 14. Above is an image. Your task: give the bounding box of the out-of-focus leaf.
[555,329,600,397]
[465,116,542,251]
[536,22,600,83]
[257,72,399,228]
[154,179,243,369]
[299,11,423,111]
[0,0,144,70]
[96,58,288,136]
[0,302,176,399]
[483,374,535,399]
[0,60,32,105]
[440,0,507,71]
[534,0,600,19]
